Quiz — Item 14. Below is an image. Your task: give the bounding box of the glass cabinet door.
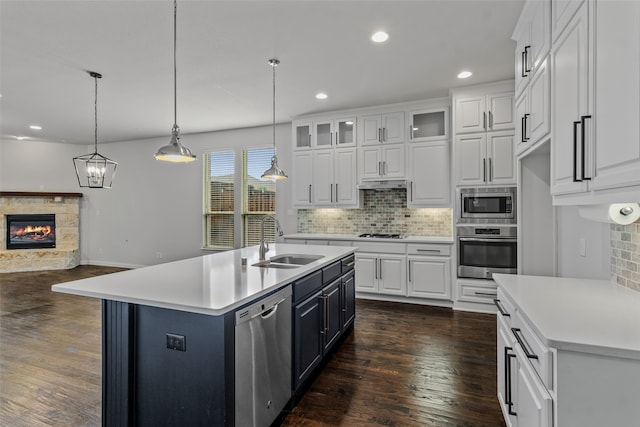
[336,119,356,146]
[295,123,312,148]
[315,122,332,147]
[409,108,448,142]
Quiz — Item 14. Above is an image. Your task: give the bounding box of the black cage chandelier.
[73,71,118,188]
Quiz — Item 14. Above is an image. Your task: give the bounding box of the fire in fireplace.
[6,214,56,250]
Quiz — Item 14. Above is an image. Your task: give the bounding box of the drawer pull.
[493,299,510,317]
[511,328,538,360]
[345,261,355,267]
[475,291,497,297]
[505,347,517,416]
[416,249,441,253]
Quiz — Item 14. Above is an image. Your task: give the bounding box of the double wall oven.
[456,188,517,280]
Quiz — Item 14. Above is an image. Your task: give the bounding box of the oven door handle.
[459,237,517,243]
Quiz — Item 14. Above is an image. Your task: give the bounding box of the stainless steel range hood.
[357,179,407,190]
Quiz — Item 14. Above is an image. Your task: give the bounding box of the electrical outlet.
[166,333,186,352]
[156,252,163,259]
[579,238,586,257]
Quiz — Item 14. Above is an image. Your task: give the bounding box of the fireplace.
[6,214,56,250]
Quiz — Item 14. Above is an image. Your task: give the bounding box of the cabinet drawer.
[322,261,342,285]
[293,270,323,304]
[407,243,451,256]
[495,287,517,328]
[355,242,406,254]
[341,254,355,273]
[458,282,498,304]
[513,311,553,390]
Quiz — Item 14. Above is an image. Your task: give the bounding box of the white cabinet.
[293,122,313,150]
[454,93,515,134]
[455,131,516,186]
[551,0,640,203]
[360,112,405,145]
[407,107,449,142]
[513,0,551,98]
[516,57,550,157]
[359,144,405,181]
[292,151,313,207]
[407,244,451,300]
[407,141,450,207]
[314,117,356,149]
[355,253,406,296]
[313,149,359,208]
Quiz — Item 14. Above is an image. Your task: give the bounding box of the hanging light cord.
[272,61,276,153]
[173,0,178,131]
[94,74,98,153]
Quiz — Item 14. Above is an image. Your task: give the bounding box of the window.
[204,147,276,249]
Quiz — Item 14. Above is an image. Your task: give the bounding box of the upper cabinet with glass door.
[314,117,357,149]
[408,107,449,143]
[293,121,313,150]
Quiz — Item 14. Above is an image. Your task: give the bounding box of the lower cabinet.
[355,253,406,295]
[292,256,355,391]
[407,243,451,300]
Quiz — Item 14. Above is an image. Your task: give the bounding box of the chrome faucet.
[259,215,283,261]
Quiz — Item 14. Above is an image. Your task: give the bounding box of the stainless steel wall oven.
[457,225,517,279]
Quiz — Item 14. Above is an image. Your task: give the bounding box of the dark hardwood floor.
[0,266,505,427]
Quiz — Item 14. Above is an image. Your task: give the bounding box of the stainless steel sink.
[251,254,323,269]
[268,254,323,265]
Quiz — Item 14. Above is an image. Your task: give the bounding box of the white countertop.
[283,233,454,244]
[494,274,640,360]
[52,244,355,316]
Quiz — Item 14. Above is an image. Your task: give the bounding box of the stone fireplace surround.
[0,192,82,273]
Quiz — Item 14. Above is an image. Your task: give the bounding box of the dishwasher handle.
[253,296,286,320]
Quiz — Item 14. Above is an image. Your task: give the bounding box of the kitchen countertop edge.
[283,233,454,244]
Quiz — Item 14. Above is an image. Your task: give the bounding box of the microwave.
[459,188,515,221]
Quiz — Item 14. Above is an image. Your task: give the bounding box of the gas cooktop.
[358,233,405,239]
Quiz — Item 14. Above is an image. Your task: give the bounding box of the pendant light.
[73,71,118,188]
[261,59,288,180]
[154,0,196,163]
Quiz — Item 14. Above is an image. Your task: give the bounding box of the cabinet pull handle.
[384,127,387,142]
[483,158,487,182]
[524,45,532,73]
[490,158,494,182]
[416,249,439,253]
[511,328,538,360]
[308,184,312,203]
[409,124,413,140]
[493,299,510,317]
[374,258,378,279]
[335,131,338,145]
[378,161,382,176]
[308,134,312,147]
[521,51,528,78]
[475,291,498,297]
[581,115,592,181]
[325,294,329,333]
[408,260,412,282]
[483,111,487,130]
[573,121,582,182]
[335,183,338,203]
[523,113,530,141]
[378,128,382,143]
[383,161,387,176]
[521,116,526,142]
[489,110,494,129]
[410,180,414,202]
[330,183,333,203]
[505,347,517,415]
[379,259,382,280]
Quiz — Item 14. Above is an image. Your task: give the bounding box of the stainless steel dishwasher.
[235,285,292,427]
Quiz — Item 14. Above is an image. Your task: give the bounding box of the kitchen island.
[53,244,356,427]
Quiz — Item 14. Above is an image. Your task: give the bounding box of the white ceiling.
[0,0,524,145]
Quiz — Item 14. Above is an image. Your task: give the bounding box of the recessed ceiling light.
[15,136,28,140]
[345,121,354,125]
[315,92,328,100]
[371,31,389,43]
[457,71,473,79]
[29,125,42,130]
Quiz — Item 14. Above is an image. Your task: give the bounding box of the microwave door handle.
[459,237,517,243]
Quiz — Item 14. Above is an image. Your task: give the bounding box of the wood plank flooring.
[0,266,505,426]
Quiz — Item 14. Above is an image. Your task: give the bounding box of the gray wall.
[0,122,294,268]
